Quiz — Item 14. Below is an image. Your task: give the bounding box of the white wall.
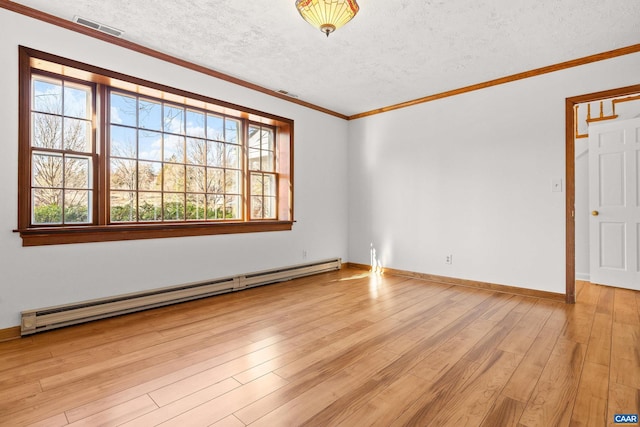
[348,52,640,294]
[0,9,349,329]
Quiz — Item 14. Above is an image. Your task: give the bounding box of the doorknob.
[592,210,599,216]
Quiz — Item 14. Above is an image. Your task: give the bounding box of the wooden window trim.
[17,46,294,246]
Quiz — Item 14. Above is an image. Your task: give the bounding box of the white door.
[588,118,640,290]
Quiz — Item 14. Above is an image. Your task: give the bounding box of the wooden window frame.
[17,47,294,246]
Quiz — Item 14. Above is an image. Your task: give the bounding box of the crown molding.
[349,43,640,120]
[0,0,348,120]
[2,1,639,122]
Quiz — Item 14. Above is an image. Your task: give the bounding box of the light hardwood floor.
[0,268,638,426]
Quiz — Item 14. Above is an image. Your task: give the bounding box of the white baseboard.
[575,272,590,281]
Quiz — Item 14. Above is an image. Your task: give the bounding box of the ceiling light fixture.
[295,0,359,37]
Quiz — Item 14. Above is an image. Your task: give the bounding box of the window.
[30,76,95,226]
[18,47,293,246]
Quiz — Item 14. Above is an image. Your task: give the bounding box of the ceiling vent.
[73,16,124,38]
[276,89,299,99]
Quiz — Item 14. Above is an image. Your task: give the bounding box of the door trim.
[565,83,640,303]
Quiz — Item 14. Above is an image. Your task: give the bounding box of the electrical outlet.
[302,250,308,260]
[445,254,453,264]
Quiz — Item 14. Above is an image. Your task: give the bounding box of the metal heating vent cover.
[73,16,123,37]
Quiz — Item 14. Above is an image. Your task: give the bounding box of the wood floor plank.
[24,413,69,427]
[613,288,640,325]
[66,395,157,427]
[497,299,553,355]
[610,322,640,390]
[560,303,598,344]
[120,378,240,427]
[231,320,373,385]
[418,350,523,426]
[235,287,498,426]
[606,382,640,427]
[595,285,615,315]
[209,415,245,427]
[500,317,559,403]
[479,395,526,427]
[585,312,613,367]
[336,374,431,426]
[156,373,288,427]
[570,361,609,427]
[60,337,261,423]
[0,335,253,425]
[274,291,504,426]
[245,349,400,426]
[0,271,638,427]
[518,339,587,427]
[410,318,499,382]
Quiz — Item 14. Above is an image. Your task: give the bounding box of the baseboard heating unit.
[21,258,342,336]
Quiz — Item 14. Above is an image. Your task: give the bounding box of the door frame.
[565,83,640,303]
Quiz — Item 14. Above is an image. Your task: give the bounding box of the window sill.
[16,221,294,246]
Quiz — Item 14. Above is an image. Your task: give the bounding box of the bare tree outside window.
[19,49,293,246]
[108,91,245,223]
[31,76,93,225]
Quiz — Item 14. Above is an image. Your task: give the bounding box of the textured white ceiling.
[11,0,640,116]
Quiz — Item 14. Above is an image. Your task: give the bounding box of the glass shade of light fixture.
[295,0,359,37]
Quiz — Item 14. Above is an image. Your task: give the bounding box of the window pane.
[248,148,261,171]
[110,92,137,126]
[138,192,162,221]
[110,191,136,222]
[164,105,184,134]
[65,156,91,189]
[264,174,276,197]
[139,99,162,130]
[186,194,206,220]
[207,141,224,167]
[186,166,206,193]
[33,78,62,114]
[226,119,240,143]
[186,138,207,165]
[163,164,185,192]
[226,195,241,219]
[225,144,240,169]
[32,113,62,150]
[207,114,224,141]
[110,125,137,158]
[138,161,162,191]
[32,189,62,224]
[264,196,276,219]
[206,168,224,193]
[186,110,205,138]
[163,193,185,220]
[206,194,224,220]
[248,125,260,149]
[64,118,91,152]
[164,134,185,163]
[251,195,263,219]
[64,83,91,119]
[33,153,63,188]
[263,151,275,172]
[261,128,274,151]
[251,173,263,196]
[64,190,91,223]
[225,170,241,194]
[139,130,162,161]
[110,159,137,190]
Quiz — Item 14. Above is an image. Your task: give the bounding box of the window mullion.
[243,118,250,221]
[98,84,109,226]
